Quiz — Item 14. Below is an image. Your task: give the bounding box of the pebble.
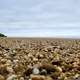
[6,66,13,73]
[33,58,38,62]
[30,74,53,80]
[74,77,80,80]
[10,50,16,56]
[40,69,47,75]
[20,77,24,80]
[0,75,5,80]
[30,74,45,80]
[7,74,17,80]
[55,66,62,72]
[73,74,80,79]
[12,50,16,53]
[39,54,44,58]
[6,60,12,65]
[1,59,7,63]
[0,51,2,54]
[13,59,19,64]
[32,68,40,75]
[0,38,80,80]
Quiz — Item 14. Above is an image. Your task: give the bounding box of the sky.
[0,0,80,37]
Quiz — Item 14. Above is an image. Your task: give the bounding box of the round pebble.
[40,69,47,75]
[32,68,40,75]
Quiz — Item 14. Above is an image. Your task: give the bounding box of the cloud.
[0,0,80,37]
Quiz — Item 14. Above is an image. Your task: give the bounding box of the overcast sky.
[0,0,80,37]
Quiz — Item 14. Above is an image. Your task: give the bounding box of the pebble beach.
[0,38,80,80]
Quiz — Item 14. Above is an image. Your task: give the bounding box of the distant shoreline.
[1,37,80,40]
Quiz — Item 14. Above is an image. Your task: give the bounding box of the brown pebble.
[30,75,52,80]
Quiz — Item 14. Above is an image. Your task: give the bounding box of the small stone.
[58,73,66,80]
[10,50,16,56]
[0,64,9,75]
[39,54,44,58]
[6,67,13,73]
[30,74,45,80]
[7,74,17,80]
[40,69,47,75]
[33,58,38,62]
[0,75,5,80]
[1,59,7,63]
[32,68,40,75]
[0,51,2,54]
[73,74,80,79]
[12,50,16,53]
[28,54,33,58]
[40,63,55,73]
[74,77,80,80]
[6,60,12,65]
[13,59,19,64]
[30,75,53,80]
[20,77,24,80]
[46,76,53,80]
[56,66,62,72]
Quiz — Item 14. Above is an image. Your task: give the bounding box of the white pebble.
[32,68,40,75]
[20,77,24,80]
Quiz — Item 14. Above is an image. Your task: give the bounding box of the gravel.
[0,38,80,80]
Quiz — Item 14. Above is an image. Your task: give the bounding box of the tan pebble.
[4,54,10,58]
[0,51,2,54]
[7,74,17,80]
[72,62,78,68]
[33,58,38,62]
[46,76,53,80]
[56,66,62,72]
[0,57,2,60]
[12,50,16,53]
[20,77,24,80]
[0,64,9,75]
[13,59,19,64]
[73,74,80,79]
[5,61,12,67]
[1,59,7,63]
[28,54,33,58]
[43,48,48,52]
[6,60,12,65]
[30,74,45,80]
[6,67,13,73]
[30,75,53,80]
[33,63,41,68]
[39,54,44,58]
[58,73,66,80]
[0,75,5,80]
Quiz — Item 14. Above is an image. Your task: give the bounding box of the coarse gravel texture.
[0,38,80,80]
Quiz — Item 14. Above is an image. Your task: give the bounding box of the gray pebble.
[40,69,47,75]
